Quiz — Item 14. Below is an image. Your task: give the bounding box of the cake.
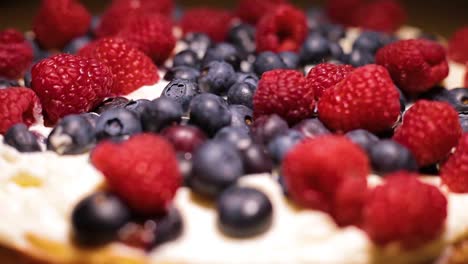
[1,0,468,264]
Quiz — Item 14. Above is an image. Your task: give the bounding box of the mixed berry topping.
[2,0,468,254]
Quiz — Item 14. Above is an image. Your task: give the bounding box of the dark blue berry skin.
[63,35,92,54]
[183,33,213,60]
[198,61,236,95]
[227,23,256,57]
[89,16,101,36]
[172,50,200,68]
[190,141,245,197]
[397,88,407,114]
[345,129,379,154]
[81,113,99,128]
[319,24,346,42]
[279,51,300,70]
[0,78,20,89]
[162,79,200,111]
[444,88,468,113]
[419,86,448,101]
[253,51,287,76]
[352,31,385,54]
[460,114,468,132]
[4,124,41,153]
[348,49,375,67]
[215,126,252,150]
[235,72,259,88]
[292,118,330,138]
[369,140,419,175]
[251,114,289,145]
[141,97,183,133]
[203,43,242,70]
[125,99,152,117]
[164,66,200,82]
[300,33,331,65]
[26,37,51,62]
[241,144,273,174]
[47,115,95,155]
[227,82,255,108]
[329,42,346,62]
[229,104,254,133]
[93,97,130,114]
[24,70,32,88]
[154,207,184,246]
[95,108,142,141]
[306,8,329,31]
[189,94,232,136]
[268,130,304,164]
[217,186,273,238]
[72,192,131,246]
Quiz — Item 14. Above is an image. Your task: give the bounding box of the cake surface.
[1,1,468,263]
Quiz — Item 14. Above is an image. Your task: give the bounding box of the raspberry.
[31,54,113,125]
[117,15,175,65]
[352,0,407,33]
[393,100,462,167]
[96,0,174,38]
[0,29,33,79]
[306,63,354,99]
[441,134,468,193]
[79,38,158,95]
[180,8,233,42]
[332,176,368,227]
[253,69,315,125]
[282,135,370,213]
[0,88,41,134]
[376,39,449,95]
[465,66,468,87]
[255,4,307,52]
[91,134,181,215]
[363,172,447,248]
[33,0,91,49]
[326,0,364,26]
[235,0,286,25]
[448,26,468,64]
[318,64,400,133]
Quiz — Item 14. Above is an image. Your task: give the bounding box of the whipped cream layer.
[0,26,467,264]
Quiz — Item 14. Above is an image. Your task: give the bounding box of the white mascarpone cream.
[0,27,467,263]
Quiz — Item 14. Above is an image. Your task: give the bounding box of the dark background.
[0,0,466,37]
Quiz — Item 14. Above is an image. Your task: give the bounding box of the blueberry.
[154,207,184,246]
[227,82,255,108]
[251,114,289,144]
[369,140,418,175]
[172,50,200,68]
[419,85,449,101]
[348,48,374,67]
[241,144,273,174]
[164,66,200,82]
[398,88,407,114]
[292,118,330,138]
[253,51,287,76]
[328,42,346,62]
[72,192,131,245]
[445,88,468,113]
[198,61,236,95]
[24,70,32,88]
[81,113,99,128]
[177,153,193,186]
[279,51,300,70]
[214,126,252,150]
[460,114,468,132]
[124,99,152,118]
[217,186,273,237]
[268,130,304,163]
[26,37,51,62]
[189,94,232,136]
[202,43,241,70]
[47,114,95,155]
[93,97,130,114]
[190,141,244,197]
[306,8,329,31]
[319,24,346,42]
[89,16,101,36]
[352,31,385,54]
[161,125,207,153]
[227,23,256,56]
[0,78,20,89]
[345,129,379,153]
[141,97,183,133]
[235,72,259,87]
[183,33,213,59]
[95,108,142,141]
[162,79,200,111]
[3,124,41,152]
[300,33,331,65]
[63,35,92,54]
[229,104,254,133]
